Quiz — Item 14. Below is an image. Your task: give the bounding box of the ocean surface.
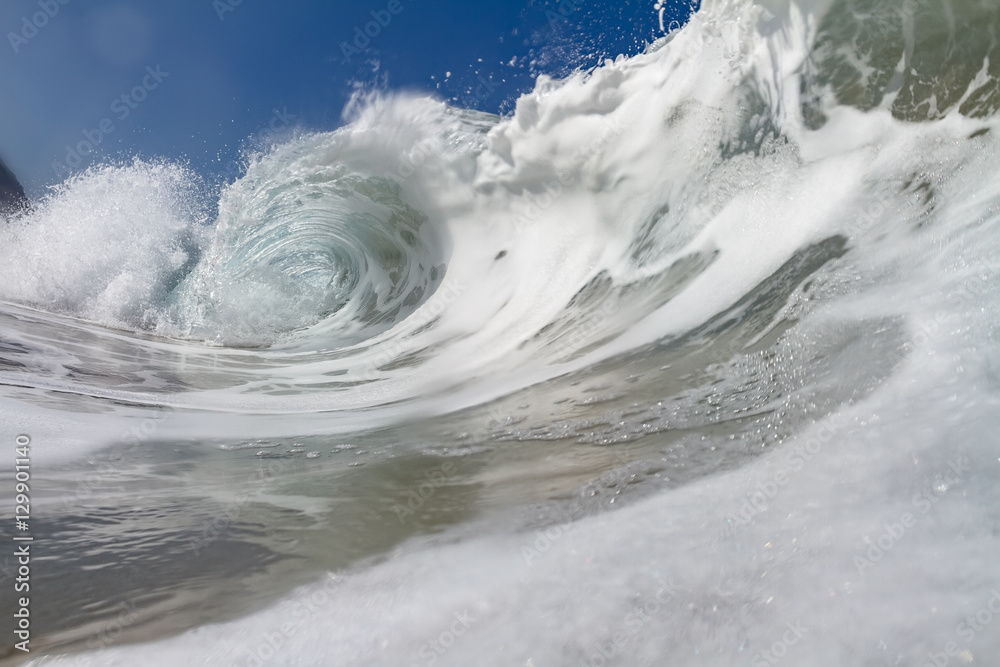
[2,0,999,665]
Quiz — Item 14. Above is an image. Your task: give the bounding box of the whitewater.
[1,0,999,664]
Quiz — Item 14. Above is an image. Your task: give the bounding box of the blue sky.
[0,0,697,198]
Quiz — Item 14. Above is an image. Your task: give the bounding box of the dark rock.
[0,156,29,218]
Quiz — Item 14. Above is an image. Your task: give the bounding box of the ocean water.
[1,0,999,665]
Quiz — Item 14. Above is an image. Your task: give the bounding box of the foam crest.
[0,161,208,328]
